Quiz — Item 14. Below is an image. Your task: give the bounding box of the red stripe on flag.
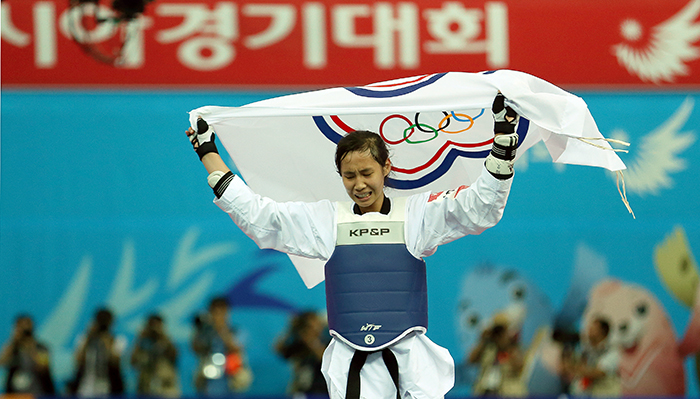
[392,139,493,174]
[367,74,430,88]
[330,115,355,133]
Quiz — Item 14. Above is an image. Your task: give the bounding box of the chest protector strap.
[325,197,428,351]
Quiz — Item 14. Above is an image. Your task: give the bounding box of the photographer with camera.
[468,314,525,396]
[275,310,330,397]
[131,313,180,397]
[69,307,126,397]
[561,318,620,396]
[0,314,55,394]
[191,296,252,396]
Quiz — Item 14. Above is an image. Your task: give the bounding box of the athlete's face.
[340,150,391,214]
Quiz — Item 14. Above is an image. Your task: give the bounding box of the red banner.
[3,0,700,88]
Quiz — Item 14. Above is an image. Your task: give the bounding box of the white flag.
[189,70,628,287]
[190,69,625,202]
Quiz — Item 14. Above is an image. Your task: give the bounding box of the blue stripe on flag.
[387,148,492,189]
[313,114,529,190]
[345,73,448,98]
[517,117,529,149]
[313,115,344,143]
[387,118,529,189]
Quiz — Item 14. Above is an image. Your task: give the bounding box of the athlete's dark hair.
[335,130,391,185]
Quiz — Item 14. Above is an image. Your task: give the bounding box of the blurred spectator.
[562,318,620,397]
[552,328,581,394]
[192,296,252,395]
[68,307,126,397]
[131,313,180,397]
[274,310,329,397]
[468,314,525,396]
[0,314,55,394]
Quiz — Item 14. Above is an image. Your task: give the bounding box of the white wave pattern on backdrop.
[613,0,700,83]
[610,97,696,196]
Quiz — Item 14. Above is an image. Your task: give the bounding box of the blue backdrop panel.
[1,91,698,397]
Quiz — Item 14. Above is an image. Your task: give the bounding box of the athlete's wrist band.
[485,133,518,180]
[490,134,517,161]
[485,156,514,180]
[211,171,234,198]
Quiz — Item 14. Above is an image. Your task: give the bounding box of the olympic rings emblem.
[311,112,529,190]
[379,110,484,145]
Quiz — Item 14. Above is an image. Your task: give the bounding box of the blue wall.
[1,90,698,397]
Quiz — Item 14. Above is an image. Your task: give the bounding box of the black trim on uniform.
[353,196,391,215]
[213,171,234,198]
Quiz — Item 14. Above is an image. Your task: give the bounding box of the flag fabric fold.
[189,69,627,288]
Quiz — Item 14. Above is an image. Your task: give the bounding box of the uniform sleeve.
[406,166,512,258]
[213,175,336,260]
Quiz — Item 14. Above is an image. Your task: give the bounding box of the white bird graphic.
[613,0,700,83]
[611,97,696,195]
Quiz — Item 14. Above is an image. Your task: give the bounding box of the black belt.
[346,348,400,399]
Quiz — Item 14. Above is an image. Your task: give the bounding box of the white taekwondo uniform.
[213,166,512,399]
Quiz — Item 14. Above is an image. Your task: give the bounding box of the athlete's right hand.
[186,117,219,160]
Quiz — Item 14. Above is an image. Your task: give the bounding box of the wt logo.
[360,323,382,331]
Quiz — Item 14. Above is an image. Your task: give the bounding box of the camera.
[71,0,154,21]
[67,0,155,65]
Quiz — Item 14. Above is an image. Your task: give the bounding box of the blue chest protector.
[325,197,428,350]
